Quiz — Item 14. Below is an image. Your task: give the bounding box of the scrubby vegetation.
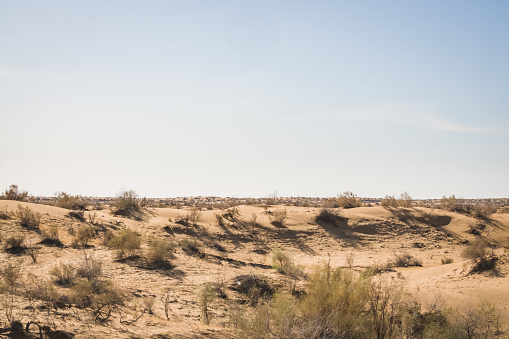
[104,229,141,260]
[14,205,40,229]
[0,185,28,201]
[269,208,287,226]
[440,195,497,219]
[337,191,362,208]
[146,238,175,267]
[54,191,87,210]
[463,239,498,273]
[110,189,149,220]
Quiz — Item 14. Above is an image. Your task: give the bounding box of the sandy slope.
[0,200,508,338]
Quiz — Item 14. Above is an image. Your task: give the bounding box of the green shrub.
[197,282,217,325]
[0,185,28,201]
[104,229,141,260]
[73,225,95,247]
[14,205,40,229]
[146,238,175,267]
[271,248,303,278]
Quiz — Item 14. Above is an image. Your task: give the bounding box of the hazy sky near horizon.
[1,1,508,198]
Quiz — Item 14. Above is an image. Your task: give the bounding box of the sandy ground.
[0,200,508,338]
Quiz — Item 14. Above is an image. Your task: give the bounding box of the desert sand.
[0,199,508,338]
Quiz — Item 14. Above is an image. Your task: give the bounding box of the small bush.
[0,263,21,292]
[55,191,87,210]
[380,195,398,208]
[110,189,148,220]
[197,282,217,325]
[180,238,205,258]
[73,225,95,247]
[104,228,141,260]
[471,204,497,219]
[0,185,28,201]
[146,238,175,267]
[271,248,302,277]
[222,206,240,221]
[214,213,225,227]
[3,234,25,254]
[76,251,102,283]
[315,207,342,224]
[0,206,11,220]
[269,208,287,226]
[398,191,413,208]
[463,239,498,273]
[441,257,453,265]
[50,263,76,287]
[337,191,362,209]
[14,205,40,229]
[390,252,422,267]
[229,274,274,305]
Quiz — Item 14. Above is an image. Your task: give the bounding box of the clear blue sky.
[1,1,508,198]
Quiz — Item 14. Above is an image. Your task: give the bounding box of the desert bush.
[398,191,413,208]
[0,206,11,220]
[187,207,202,225]
[104,228,141,260]
[462,239,498,273]
[229,274,274,305]
[441,257,454,265]
[146,238,175,267]
[179,238,205,258]
[222,206,240,221]
[337,191,362,209]
[73,225,95,247]
[0,263,21,293]
[197,282,217,325]
[315,206,342,224]
[71,279,125,321]
[389,252,422,267]
[471,204,498,219]
[3,234,25,254]
[14,205,40,229]
[0,185,28,201]
[380,195,398,208]
[271,248,302,277]
[55,191,86,210]
[50,263,76,287]
[110,189,148,220]
[76,251,102,283]
[269,208,287,226]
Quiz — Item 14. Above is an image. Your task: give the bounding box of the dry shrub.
[269,208,287,226]
[463,239,498,273]
[50,263,76,287]
[471,204,498,219]
[222,206,240,221]
[179,238,205,258]
[0,206,11,220]
[315,207,342,224]
[389,252,422,267]
[337,191,362,209]
[71,279,125,321]
[104,229,141,260]
[214,213,225,227]
[146,238,175,267]
[14,205,40,229]
[76,251,102,282]
[0,185,28,201]
[110,189,148,220]
[441,257,454,265]
[55,191,86,210]
[3,234,25,254]
[398,191,413,208]
[380,195,398,208]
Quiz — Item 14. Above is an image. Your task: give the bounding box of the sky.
[1,1,508,199]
